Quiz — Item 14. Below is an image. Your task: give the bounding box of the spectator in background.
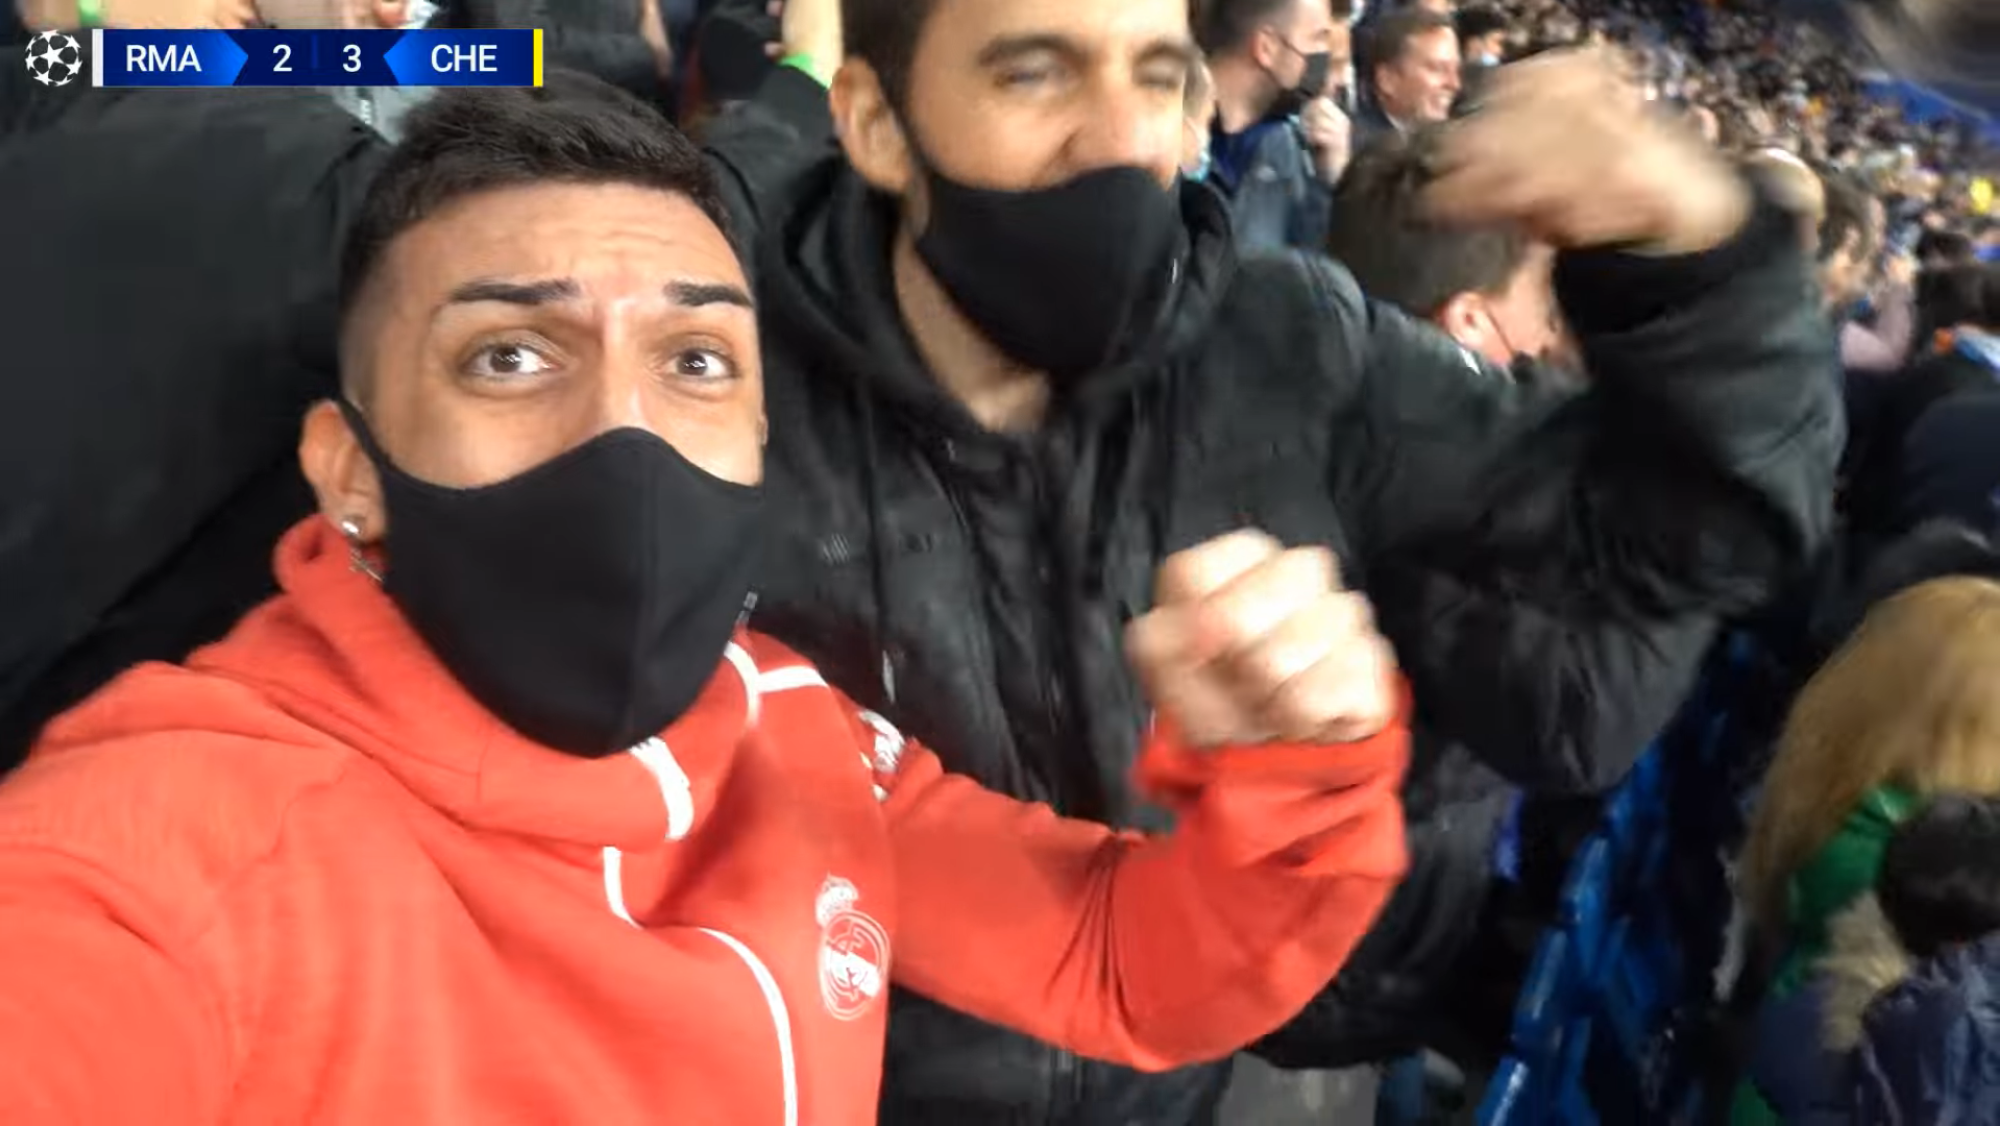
[1843,265,2000,544]
[1455,4,1509,109]
[1457,5,1508,66]
[1915,228,1979,271]
[1818,174,1878,316]
[1753,794,2000,1124]
[1356,9,1463,144]
[1329,127,1566,378]
[1736,576,2000,1124]
[1195,0,1354,251]
[1834,795,2000,1124]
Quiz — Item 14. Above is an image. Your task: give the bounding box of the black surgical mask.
[913,161,1184,385]
[338,401,764,757]
[1271,47,1333,119]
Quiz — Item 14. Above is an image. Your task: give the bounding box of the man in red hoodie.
[0,78,1408,1124]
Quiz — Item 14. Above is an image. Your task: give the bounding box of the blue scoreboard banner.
[91,28,542,88]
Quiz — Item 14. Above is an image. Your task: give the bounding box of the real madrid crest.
[816,875,891,1021]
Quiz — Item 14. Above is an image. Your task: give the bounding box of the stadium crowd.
[1,0,1998,1122]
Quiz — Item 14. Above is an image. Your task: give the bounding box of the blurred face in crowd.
[838,0,1199,196]
[1375,27,1462,124]
[1252,0,1341,106]
[1410,0,1455,15]
[1462,31,1506,65]
[304,182,764,526]
[1442,244,1561,367]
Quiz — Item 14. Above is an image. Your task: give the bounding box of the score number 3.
[269,42,364,75]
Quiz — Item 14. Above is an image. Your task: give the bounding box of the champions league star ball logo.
[25,30,83,88]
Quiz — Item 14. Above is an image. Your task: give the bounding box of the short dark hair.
[1916,263,1992,338]
[1364,8,1455,85]
[1195,0,1297,55]
[843,0,944,107]
[1879,795,2000,960]
[1327,128,1529,318]
[1817,174,1874,263]
[1915,229,1978,268]
[337,73,731,400]
[1455,5,1507,43]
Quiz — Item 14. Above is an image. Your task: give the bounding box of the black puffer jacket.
[705,69,1840,1126]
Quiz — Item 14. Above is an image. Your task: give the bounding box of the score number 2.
[269,41,364,75]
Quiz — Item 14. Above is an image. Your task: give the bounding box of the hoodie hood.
[757,161,1239,442]
[50,518,759,853]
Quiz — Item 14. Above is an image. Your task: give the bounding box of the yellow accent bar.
[533,28,544,87]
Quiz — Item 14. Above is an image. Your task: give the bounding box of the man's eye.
[999,64,1057,89]
[671,348,736,381]
[467,342,554,380]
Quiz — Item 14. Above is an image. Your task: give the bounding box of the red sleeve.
[867,693,1410,1071]
[0,852,227,1124]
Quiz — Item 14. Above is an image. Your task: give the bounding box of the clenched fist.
[1127,531,1397,748]
[1425,49,1752,256]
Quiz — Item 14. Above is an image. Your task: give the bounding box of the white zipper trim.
[725,642,762,727]
[601,846,636,925]
[600,852,804,1120]
[758,667,827,693]
[600,849,801,1126]
[628,737,695,842]
[699,926,801,1126]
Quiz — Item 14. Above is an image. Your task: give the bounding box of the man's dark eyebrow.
[976,33,1199,70]
[666,280,756,310]
[445,278,581,306]
[976,34,1080,69]
[1136,37,1202,69]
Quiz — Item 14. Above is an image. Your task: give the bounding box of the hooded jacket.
[697,67,1840,1122]
[1754,894,2000,1125]
[0,519,1409,1125]
[1736,787,1918,1125]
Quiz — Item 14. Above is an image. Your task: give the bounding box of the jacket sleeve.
[866,699,1411,1070]
[1319,187,1841,793]
[701,63,838,250]
[0,854,226,1124]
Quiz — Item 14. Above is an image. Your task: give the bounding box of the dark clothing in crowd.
[1,38,1840,1126]
[0,82,384,768]
[1206,116,1335,254]
[1843,348,2000,546]
[1752,897,2000,1124]
[704,67,1837,1120]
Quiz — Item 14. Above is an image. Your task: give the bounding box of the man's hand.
[1300,96,1352,183]
[1127,531,1397,748]
[1425,49,1753,256]
[639,0,673,81]
[762,0,840,68]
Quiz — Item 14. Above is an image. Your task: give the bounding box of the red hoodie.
[0,519,1408,1125]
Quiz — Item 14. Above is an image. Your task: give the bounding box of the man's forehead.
[930,0,1190,52]
[381,186,745,305]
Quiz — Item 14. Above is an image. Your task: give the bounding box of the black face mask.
[338,402,763,757]
[913,162,1185,386]
[1271,48,1333,119]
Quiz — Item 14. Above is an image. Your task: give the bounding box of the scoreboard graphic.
[27,28,543,89]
